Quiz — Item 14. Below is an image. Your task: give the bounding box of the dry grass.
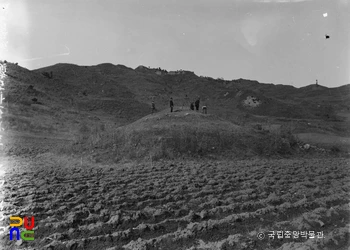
[59,111,301,162]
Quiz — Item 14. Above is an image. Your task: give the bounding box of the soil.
[0,155,349,250]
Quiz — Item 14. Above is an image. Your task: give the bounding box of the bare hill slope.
[32,62,350,121]
[1,61,349,158]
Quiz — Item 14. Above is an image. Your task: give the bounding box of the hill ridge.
[32,62,350,90]
[3,61,348,123]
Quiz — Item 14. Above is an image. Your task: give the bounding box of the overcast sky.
[1,0,349,87]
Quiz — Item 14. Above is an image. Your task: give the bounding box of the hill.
[30,62,350,121]
[1,61,349,159]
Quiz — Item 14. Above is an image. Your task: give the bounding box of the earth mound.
[77,109,299,162]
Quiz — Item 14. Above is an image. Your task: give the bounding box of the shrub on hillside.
[249,130,298,156]
[42,71,53,79]
[330,145,341,153]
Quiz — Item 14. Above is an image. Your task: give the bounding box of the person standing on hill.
[151,101,156,113]
[170,97,174,112]
[195,98,200,111]
[202,105,207,114]
[190,102,194,110]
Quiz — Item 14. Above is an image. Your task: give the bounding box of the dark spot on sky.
[325,35,330,39]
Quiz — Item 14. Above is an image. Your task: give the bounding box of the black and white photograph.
[0,0,349,249]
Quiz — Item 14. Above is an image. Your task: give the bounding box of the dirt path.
[0,155,349,250]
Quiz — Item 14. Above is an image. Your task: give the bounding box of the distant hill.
[3,61,349,125]
[30,63,349,120]
[1,61,349,158]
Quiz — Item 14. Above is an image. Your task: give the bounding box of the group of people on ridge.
[188,97,207,114]
[151,97,207,114]
[189,99,199,111]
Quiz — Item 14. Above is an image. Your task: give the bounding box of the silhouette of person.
[195,98,200,111]
[190,102,194,110]
[202,105,207,114]
[151,101,156,113]
[170,98,174,112]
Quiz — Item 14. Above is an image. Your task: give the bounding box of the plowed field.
[0,155,349,250]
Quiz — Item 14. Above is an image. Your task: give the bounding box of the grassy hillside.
[1,61,349,159]
[31,62,350,121]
